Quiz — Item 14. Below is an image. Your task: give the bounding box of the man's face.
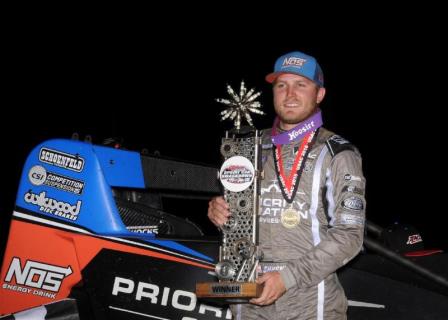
[273,73,325,130]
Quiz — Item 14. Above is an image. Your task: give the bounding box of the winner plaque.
[196,81,265,302]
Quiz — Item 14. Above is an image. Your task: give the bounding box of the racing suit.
[232,127,366,320]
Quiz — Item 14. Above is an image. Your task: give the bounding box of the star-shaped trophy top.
[216,80,265,130]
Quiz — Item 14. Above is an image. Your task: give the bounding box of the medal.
[271,113,322,229]
[281,207,300,228]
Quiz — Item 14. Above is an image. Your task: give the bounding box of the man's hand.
[250,272,286,306]
[208,196,231,227]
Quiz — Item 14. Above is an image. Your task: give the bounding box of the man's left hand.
[250,272,286,306]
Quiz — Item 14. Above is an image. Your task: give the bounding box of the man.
[208,51,366,319]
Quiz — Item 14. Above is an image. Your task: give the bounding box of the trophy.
[196,81,265,302]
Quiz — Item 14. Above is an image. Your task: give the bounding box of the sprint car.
[1,138,447,319]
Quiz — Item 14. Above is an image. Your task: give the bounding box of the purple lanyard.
[271,110,323,145]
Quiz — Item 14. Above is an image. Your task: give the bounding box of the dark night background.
[1,10,447,265]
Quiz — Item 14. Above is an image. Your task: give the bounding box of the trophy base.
[196,282,263,302]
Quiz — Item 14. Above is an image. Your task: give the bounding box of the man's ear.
[317,87,326,104]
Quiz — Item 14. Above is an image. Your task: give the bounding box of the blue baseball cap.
[266,51,324,87]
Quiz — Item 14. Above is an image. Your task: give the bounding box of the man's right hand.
[207,196,231,227]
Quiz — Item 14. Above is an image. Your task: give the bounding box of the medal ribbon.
[273,130,318,203]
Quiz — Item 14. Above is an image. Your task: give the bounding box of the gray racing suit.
[232,127,366,320]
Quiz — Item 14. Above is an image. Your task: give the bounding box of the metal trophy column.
[196,81,265,301]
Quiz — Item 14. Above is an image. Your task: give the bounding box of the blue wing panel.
[14,139,212,262]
